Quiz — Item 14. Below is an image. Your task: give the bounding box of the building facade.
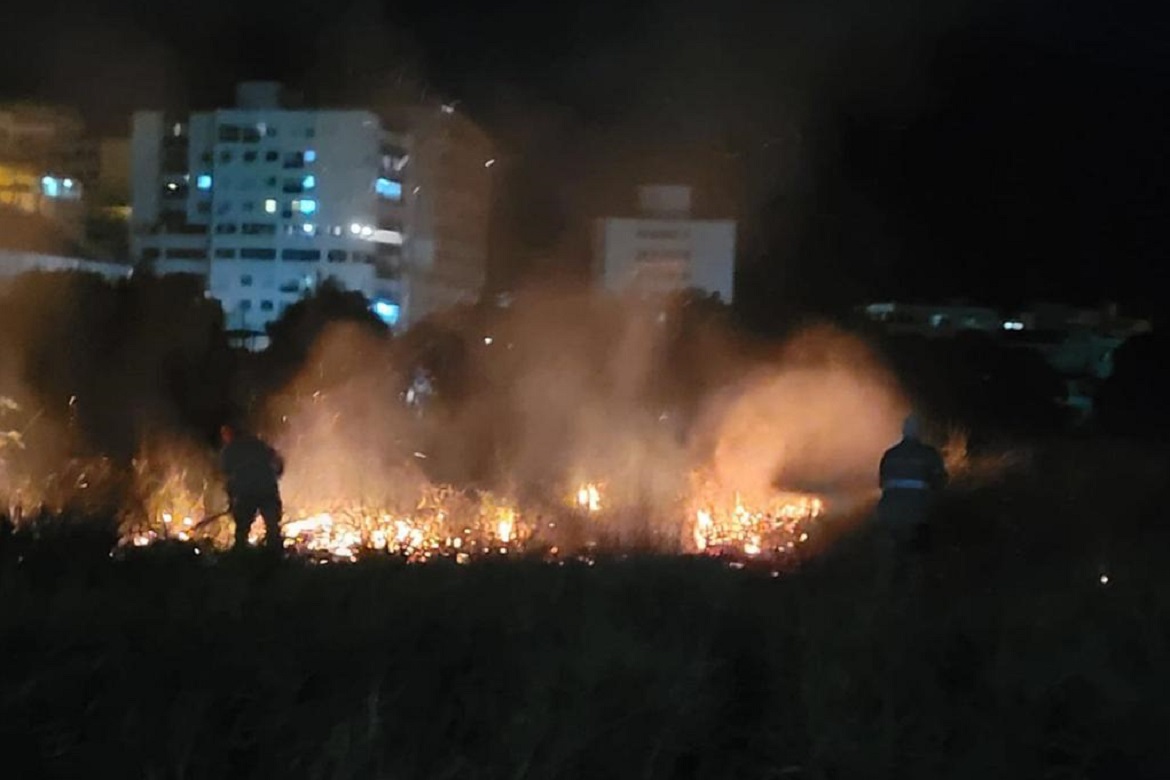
[130,83,493,339]
[594,186,735,302]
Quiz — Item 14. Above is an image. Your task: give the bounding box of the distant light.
[372,299,400,326]
[371,229,403,245]
[412,186,421,195]
[41,176,59,198]
[375,177,402,200]
[165,182,178,192]
[304,149,317,163]
[196,174,212,190]
[172,122,182,137]
[303,174,316,189]
[393,154,409,171]
[1002,320,1025,331]
[302,223,315,234]
[441,103,455,114]
[483,336,493,346]
[330,225,342,236]
[297,198,317,215]
[1099,573,1110,585]
[349,222,362,235]
[256,122,267,135]
[360,226,373,238]
[484,159,496,168]
[63,178,74,189]
[264,198,277,214]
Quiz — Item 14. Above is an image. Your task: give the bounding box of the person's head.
[219,424,236,446]
[902,414,922,440]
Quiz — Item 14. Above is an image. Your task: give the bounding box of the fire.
[575,483,602,513]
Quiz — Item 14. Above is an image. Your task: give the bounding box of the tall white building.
[593,185,735,302]
[131,83,493,337]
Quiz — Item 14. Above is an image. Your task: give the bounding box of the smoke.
[265,290,908,532]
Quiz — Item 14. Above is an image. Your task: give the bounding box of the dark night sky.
[2,0,1168,322]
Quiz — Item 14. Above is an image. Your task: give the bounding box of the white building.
[130,83,493,339]
[593,185,736,302]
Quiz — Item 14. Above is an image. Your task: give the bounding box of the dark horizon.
[2,0,1167,322]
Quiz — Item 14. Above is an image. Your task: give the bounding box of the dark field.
[2,440,1168,779]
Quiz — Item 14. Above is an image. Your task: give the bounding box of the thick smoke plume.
[266,290,908,534]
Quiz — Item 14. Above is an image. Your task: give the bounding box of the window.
[283,179,304,194]
[375,178,403,201]
[279,280,300,293]
[242,127,261,143]
[283,152,304,169]
[200,151,213,164]
[141,247,161,261]
[165,248,208,260]
[301,223,315,235]
[219,150,232,163]
[281,248,321,262]
[352,251,373,264]
[295,198,317,215]
[215,223,238,234]
[216,202,232,216]
[265,176,277,187]
[302,175,316,189]
[304,149,317,163]
[260,300,274,312]
[241,274,254,287]
[281,209,293,219]
[327,249,347,263]
[239,300,253,311]
[241,223,276,235]
[329,225,343,236]
[218,125,241,142]
[240,248,276,260]
[265,150,279,162]
[214,248,236,258]
[196,174,212,190]
[264,198,277,214]
[264,125,277,138]
[243,150,258,163]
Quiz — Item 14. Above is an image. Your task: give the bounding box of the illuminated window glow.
[297,198,317,215]
[264,199,277,214]
[375,178,402,201]
[304,149,317,163]
[303,174,316,189]
[372,299,400,326]
[196,174,212,190]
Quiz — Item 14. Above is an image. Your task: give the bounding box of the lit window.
[172,122,183,136]
[330,225,343,236]
[41,176,60,198]
[304,149,317,163]
[360,226,373,238]
[63,178,74,189]
[297,198,317,215]
[264,199,277,214]
[375,178,402,201]
[302,223,315,235]
[349,222,362,235]
[196,174,212,190]
[303,174,316,189]
[372,299,400,325]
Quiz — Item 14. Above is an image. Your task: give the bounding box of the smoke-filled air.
[0,277,911,563]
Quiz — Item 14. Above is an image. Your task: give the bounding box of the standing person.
[219,424,285,553]
[877,414,948,538]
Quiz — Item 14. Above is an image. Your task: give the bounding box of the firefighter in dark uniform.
[219,424,285,552]
[878,414,948,544]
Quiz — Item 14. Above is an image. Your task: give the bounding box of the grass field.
[2,439,1168,779]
